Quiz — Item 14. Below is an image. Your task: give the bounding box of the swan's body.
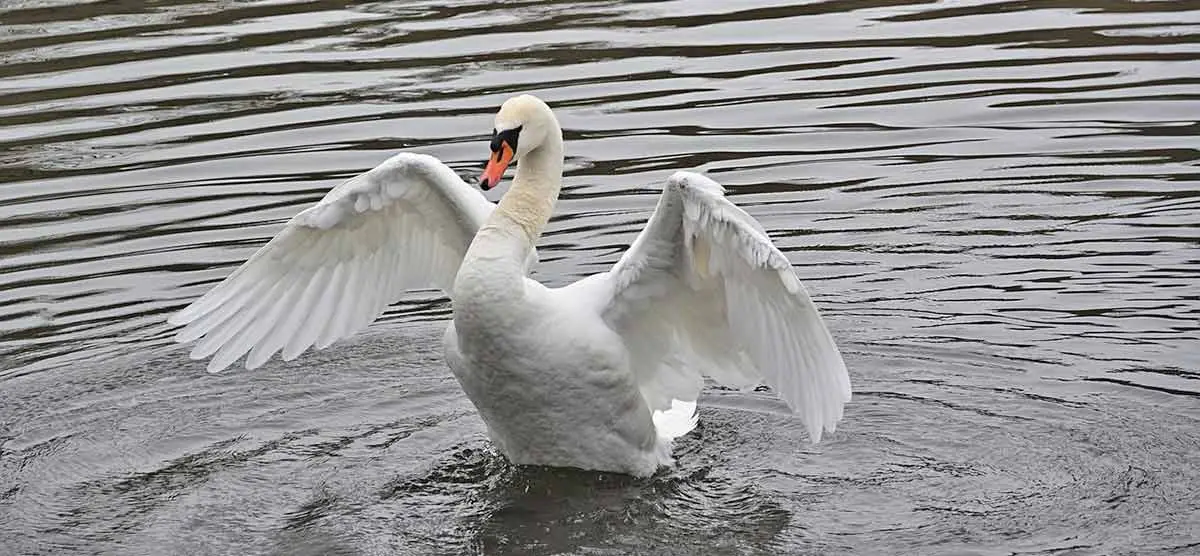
[170,95,851,476]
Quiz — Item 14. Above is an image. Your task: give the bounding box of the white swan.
[169,94,851,476]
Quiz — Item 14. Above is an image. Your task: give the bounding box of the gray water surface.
[1,1,1198,554]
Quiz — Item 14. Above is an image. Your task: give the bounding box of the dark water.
[2,1,1198,554]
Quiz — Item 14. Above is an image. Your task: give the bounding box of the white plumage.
[170,95,851,476]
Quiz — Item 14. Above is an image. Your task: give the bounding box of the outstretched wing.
[597,172,850,442]
[169,153,493,373]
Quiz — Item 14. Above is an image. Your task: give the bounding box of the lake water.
[1,1,1198,554]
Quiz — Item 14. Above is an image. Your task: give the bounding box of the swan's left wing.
[596,172,851,442]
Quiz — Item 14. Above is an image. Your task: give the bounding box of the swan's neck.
[456,126,563,304]
[494,138,563,245]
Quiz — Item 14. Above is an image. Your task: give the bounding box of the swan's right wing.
[596,172,850,442]
[169,153,493,372]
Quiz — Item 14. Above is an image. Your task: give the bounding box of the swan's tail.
[652,399,698,440]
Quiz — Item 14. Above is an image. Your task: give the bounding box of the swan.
[168,94,851,476]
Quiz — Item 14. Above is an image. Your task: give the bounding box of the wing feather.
[280,264,334,362]
[234,279,298,367]
[243,275,308,368]
[598,171,850,442]
[202,275,295,369]
[169,153,494,372]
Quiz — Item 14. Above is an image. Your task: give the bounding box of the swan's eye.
[491,126,522,154]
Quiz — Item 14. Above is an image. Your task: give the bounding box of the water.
[1,1,1198,554]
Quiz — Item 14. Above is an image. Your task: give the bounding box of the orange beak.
[480,142,514,191]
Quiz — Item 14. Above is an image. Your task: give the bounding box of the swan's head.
[479,94,558,191]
